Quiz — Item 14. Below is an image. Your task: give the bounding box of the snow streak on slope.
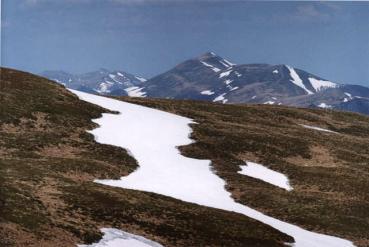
[239,162,293,191]
[201,90,215,95]
[200,61,221,72]
[219,70,232,78]
[308,78,338,92]
[318,103,332,109]
[71,90,355,247]
[213,93,228,103]
[78,228,163,247]
[300,124,338,134]
[286,66,314,95]
[124,86,147,97]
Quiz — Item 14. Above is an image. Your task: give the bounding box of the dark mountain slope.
[0,68,292,247]
[123,96,369,247]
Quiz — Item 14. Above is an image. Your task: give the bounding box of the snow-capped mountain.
[41,69,147,96]
[40,52,369,115]
[140,52,369,115]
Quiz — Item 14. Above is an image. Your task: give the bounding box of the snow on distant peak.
[117,72,124,77]
[343,92,354,102]
[344,92,352,98]
[318,103,332,109]
[219,60,231,68]
[201,90,215,95]
[273,70,279,74]
[96,82,113,94]
[308,78,338,92]
[201,61,221,72]
[210,51,216,56]
[135,76,147,82]
[264,101,275,105]
[223,58,236,67]
[219,70,232,78]
[228,86,239,91]
[286,65,314,95]
[78,228,163,247]
[213,93,228,103]
[219,58,236,68]
[125,86,147,97]
[224,79,233,85]
[238,161,293,191]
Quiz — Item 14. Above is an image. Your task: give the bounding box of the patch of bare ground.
[285,145,338,167]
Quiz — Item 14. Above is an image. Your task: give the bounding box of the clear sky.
[1,0,369,86]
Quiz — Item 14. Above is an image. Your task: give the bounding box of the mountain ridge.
[40,52,369,115]
[41,68,147,96]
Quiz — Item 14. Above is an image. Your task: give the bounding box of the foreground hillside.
[0,68,293,246]
[1,68,368,246]
[122,96,369,247]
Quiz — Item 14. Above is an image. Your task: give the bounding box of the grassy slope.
[121,96,369,247]
[0,68,291,247]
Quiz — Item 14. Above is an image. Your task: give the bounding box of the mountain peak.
[198,51,218,60]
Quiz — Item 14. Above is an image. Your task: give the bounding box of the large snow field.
[71,90,355,247]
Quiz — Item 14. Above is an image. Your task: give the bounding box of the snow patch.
[96,82,113,94]
[223,58,236,67]
[52,78,62,83]
[308,78,338,92]
[219,70,232,78]
[300,124,338,134]
[135,76,147,82]
[125,86,147,97]
[234,71,242,77]
[318,103,332,109]
[200,90,215,95]
[264,101,275,105]
[219,60,231,68]
[201,61,221,72]
[239,161,293,191]
[286,66,314,95]
[71,90,355,247]
[224,79,233,85]
[228,86,239,91]
[117,72,124,77]
[344,92,352,98]
[213,93,228,103]
[251,95,257,99]
[78,228,163,247]
[273,70,279,74]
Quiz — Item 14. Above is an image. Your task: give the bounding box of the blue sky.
[1,0,369,86]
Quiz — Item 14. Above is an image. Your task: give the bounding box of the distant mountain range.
[41,69,147,96]
[41,52,369,115]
